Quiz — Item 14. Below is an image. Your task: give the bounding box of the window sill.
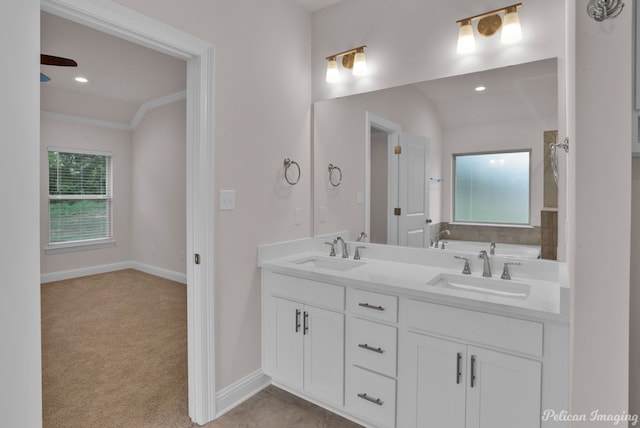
[45,239,116,255]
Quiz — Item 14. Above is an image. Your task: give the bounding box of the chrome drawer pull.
[358,302,385,311]
[358,343,384,354]
[357,393,383,406]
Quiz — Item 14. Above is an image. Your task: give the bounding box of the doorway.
[366,111,431,248]
[40,0,216,424]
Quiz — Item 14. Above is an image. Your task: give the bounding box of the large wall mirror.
[313,57,559,255]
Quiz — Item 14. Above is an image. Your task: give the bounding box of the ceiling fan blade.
[41,54,77,67]
[40,73,51,83]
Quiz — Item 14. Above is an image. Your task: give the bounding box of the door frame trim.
[365,111,401,244]
[40,0,217,424]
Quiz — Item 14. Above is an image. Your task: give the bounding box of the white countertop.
[258,238,569,322]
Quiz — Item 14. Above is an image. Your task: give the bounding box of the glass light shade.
[352,51,367,76]
[456,22,476,54]
[501,10,522,44]
[326,58,339,83]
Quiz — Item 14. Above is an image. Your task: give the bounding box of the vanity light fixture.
[325,45,367,83]
[456,3,523,54]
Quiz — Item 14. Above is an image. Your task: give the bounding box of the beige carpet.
[42,269,361,428]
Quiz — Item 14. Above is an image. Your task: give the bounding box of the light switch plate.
[356,191,365,204]
[220,190,236,210]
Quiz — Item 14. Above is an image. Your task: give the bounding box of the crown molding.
[41,90,187,131]
[130,90,186,129]
[40,110,131,130]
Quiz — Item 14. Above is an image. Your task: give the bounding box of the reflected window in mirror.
[453,150,530,225]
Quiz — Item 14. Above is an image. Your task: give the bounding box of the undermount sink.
[426,273,530,300]
[291,255,365,272]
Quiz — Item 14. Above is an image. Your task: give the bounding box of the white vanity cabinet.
[260,253,568,428]
[262,271,345,407]
[345,289,399,428]
[398,299,548,428]
[404,333,541,428]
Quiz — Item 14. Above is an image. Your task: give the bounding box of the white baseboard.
[215,370,271,418]
[40,261,132,283]
[129,261,187,284]
[41,261,186,284]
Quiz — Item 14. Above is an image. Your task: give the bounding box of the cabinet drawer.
[263,271,344,311]
[347,366,396,428]
[348,289,398,323]
[350,317,397,377]
[407,299,543,357]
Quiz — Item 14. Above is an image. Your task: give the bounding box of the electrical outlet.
[219,190,236,210]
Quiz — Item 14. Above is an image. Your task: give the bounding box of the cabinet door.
[270,297,303,389]
[466,346,541,428]
[303,305,345,407]
[403,333,466,428]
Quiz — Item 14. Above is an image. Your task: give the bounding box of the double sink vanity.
[258,236,569,428]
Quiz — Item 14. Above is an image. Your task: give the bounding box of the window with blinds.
[48,148,113,247]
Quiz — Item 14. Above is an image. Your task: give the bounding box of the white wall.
[311,0,564,102]
[313,84,442,238]
[0,0,43,426]
[442,117,558,227]
[40,119,132,274]
[632,158,640,418]
[131,100,186,274]
[571,0,632,420]
[112,0,312,390]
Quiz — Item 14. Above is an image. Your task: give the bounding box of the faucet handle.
[354,246,366,260]
[324,241,336,257]
[440,241,448,250]
[454,256,471,274]
[500,262,521,280]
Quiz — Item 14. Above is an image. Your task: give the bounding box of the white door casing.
[39,0,216,424]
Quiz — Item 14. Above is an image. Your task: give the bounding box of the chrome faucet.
[433,229,450,248]
[334,236,349,259]
[356,232,368,242]
[501,262,521,280]
[478,250,492,277]
[490,241,496,256]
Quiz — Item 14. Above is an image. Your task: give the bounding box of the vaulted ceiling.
[40,11,186,125]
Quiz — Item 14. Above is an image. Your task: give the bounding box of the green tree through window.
[48,149,113,245]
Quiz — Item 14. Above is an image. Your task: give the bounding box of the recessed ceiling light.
[475,86,486,92]
[75,76,88,83]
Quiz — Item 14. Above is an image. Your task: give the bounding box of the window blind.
[48,149,113,245]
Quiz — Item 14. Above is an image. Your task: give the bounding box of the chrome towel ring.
[328,163,342,187]
[587,0,624,21]
[284,158,301,185]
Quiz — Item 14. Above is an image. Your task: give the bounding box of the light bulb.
[352,49,367,76]
[326,57,339,83]
[501,8,522,44]
[457,20,476,54]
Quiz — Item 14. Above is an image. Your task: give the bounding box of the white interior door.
[397,132,430,247]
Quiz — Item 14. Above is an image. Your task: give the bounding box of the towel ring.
[284,158,301,185]
[328,163,342,187]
